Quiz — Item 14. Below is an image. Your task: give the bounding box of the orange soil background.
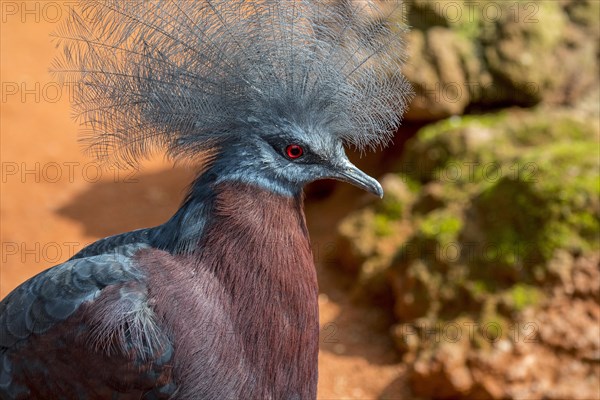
[0,3,407,398]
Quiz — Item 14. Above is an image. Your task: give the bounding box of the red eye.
[286,144,304,159]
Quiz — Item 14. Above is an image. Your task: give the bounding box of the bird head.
[212,115,382,197]
[53,0,411,198]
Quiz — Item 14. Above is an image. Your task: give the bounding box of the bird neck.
[153,159,304,253]
[156,170,318,306]
[150,179,319,396]
[197,181,319,395]
[150,169,218,253]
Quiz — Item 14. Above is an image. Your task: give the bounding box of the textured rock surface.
[397,0,600,121]
[330,2,600,397]
[336,107,600,399]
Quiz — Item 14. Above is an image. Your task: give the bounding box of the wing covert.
[0,245,145,348]
[0,244,176,399]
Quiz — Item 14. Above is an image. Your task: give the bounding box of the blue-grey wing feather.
[70,229,155,261]
[0,243,176,398]
[0,246,145,349]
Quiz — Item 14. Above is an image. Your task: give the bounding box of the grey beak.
[330,159,384,198]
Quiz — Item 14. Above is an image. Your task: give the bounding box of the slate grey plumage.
[52,0,410,166]
[0,246,146,347]
[1,244,175,398]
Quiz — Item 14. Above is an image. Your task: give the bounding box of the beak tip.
[332,159,384,199]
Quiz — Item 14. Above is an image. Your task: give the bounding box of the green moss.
[418,209,463,243]
[401,174,423,193]
[338,108,599,360]
[397,111,598,285]
[506,283,543,311]
[509,114,595,145]
[524,141,599,254]
[471,280,492,296]
[407,111,599,260]
[374,214,394,237]
[417,114,506,143]
[380,198,404,220]
[454,16,480,41]
[535,1,567,47]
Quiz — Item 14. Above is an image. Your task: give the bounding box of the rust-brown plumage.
[138,183,318,398]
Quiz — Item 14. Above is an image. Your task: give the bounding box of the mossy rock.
[468,140,600,283]
[399,110,598,184]
[401,0,599,120]
[500,283,544,312]
[563,0,600,33]
[336,174,416,283]
[337,108,599,361]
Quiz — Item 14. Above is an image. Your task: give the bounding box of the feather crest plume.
[52,0,411,166]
